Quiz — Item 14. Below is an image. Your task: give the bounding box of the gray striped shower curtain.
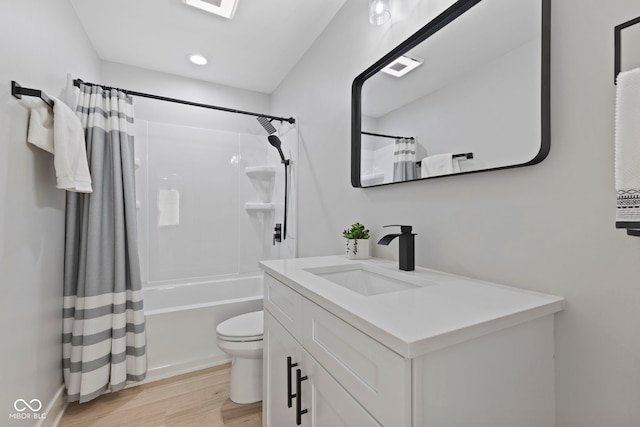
[393,137,417,182]
[63,84,146,403]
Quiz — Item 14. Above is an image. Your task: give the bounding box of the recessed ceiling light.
[182,0,239,20]
[188,54,208,65]
[381,55,423,78]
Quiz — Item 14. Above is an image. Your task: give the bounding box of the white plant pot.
[345,239,370,260]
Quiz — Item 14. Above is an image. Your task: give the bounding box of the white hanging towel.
[421,153,460,177]
[27,104,54,154]
[27,96,93,193]
[615,68,640,225]
[157,189,180,226]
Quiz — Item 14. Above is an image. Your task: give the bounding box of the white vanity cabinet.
[263,274,409,427]
[264,312,382,427]
[261,256,565,427]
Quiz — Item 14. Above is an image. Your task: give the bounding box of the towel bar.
[11,81,54,109]
[415,153,474,167]
[616,222,640,237]
[614,15,640,84]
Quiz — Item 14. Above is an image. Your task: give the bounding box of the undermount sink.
[305,264,427,296]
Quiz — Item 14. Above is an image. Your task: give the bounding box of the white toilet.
[216,310,264,404]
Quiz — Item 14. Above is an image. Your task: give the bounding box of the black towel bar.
[616,222,640,237]
[416,153,473,167]
[11,81,54,109]
[614,15,640,84]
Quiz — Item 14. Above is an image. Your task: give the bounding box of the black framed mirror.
[351,0,550,187]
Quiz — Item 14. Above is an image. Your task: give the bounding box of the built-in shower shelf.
[245,202,276,212]
[245,166,276,180]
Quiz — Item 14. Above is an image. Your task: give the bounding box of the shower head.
[257,116,277,135]
[268,135,287,164]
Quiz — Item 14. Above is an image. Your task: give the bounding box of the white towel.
[27,105,54,154]
[615,68,640,225]
[27,96,93,193]
[421,153,460,177]
[157,189,180,226]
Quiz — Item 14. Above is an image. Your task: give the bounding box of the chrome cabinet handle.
[296,368,308,425]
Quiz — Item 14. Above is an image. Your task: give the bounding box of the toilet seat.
[216,310,264,342]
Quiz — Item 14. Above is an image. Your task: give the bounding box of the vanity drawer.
[264,273,303,339]
[301,300,411,427]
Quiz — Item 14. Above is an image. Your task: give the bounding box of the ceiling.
[362,0,541,118]
[69,0,349,94]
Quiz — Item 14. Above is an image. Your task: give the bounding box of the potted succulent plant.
[342,222,371,260]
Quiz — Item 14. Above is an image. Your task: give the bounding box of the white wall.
[0,0,101,424]
[272,0,640,425]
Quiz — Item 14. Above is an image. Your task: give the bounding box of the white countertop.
[259,256,565,358]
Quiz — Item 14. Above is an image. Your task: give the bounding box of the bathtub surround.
[63,83,146,403]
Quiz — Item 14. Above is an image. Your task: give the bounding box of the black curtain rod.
[73,79,295,125]
[362,131,415,140]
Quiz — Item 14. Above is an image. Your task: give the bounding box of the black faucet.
[273,223,282,245]
[377,225,416,271]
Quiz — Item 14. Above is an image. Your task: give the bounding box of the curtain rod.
[362,131,415,140]
[73,79,296,125]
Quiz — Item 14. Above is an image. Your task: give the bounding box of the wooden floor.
[59,364,262,427]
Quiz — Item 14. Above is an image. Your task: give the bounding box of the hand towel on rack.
[615,68,640,226]
[27,104,54,154]
[26,97,93,193]
[421,153,460,177]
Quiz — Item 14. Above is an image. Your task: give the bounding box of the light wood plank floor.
[59,364,262,427]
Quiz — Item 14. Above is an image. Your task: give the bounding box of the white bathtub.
[143,274,264,382]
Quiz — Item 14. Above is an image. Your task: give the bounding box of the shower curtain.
[62,84,147,403]
[393,137,417,182]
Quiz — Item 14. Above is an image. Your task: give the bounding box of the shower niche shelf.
[244,202,276,212]
[245,166,276,180]
[245,165,276,204]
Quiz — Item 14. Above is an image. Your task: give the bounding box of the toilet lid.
[216,310,264,340]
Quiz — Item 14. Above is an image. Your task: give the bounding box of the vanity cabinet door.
[301,299,411,427]
[301,350,382,427]
[265,310,380,427]
[264,311,301,427]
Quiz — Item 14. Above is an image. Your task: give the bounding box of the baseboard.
[140,355,232,385]
[36,385,67,427]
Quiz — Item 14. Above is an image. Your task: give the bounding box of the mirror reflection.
[353,0,549,187]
